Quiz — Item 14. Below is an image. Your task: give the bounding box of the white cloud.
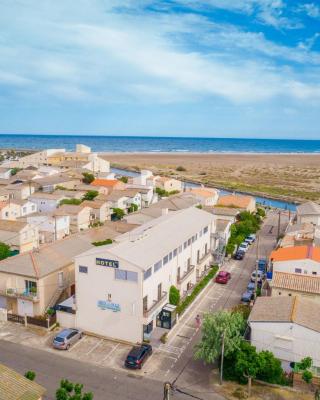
[297,3,320,18]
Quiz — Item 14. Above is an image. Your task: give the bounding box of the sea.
[0,134,320,153]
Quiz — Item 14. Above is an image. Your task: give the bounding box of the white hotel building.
[74,207,215,343]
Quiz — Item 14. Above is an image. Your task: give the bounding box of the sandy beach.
[102,152,320,203]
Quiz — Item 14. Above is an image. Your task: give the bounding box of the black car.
[234,250,245,260]
[124,343,152,369]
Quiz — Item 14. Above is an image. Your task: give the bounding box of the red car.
[215,271,231,284]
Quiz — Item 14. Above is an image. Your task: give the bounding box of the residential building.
[0,188,11,202]
[188,188,219,206]
[34,174,81,192]
[28,192,65,213]
[270,271,320,303]
[132,169,153,186]
[8,148,65,168]
[0,222,136,317]
[208,206,240,223]
[296,201,320,226]
[248,296,320,371]
[81,200,111,223]
[270,246,320,277]
[0,167,12,180]
[55,204,91,233]
[217,194,256,212]
[25,213,70,243]
[0,201,21,220]
[5,182,35,200]
[126,184,156,207]
[0,363,46,400]
[0,220,39,253]
[105,191,130,212]
[74,207,215,343]
[152,176,183,193]
[91,179,126,192]
[280,223,317,248]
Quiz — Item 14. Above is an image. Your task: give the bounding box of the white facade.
[10,149,65,168]
[132,170,153,186]
[0,168,11,180]
[250,321,320,370]
[26,214,70,242]
[272,258,320,277]
[28,194,64,213]
[75,208,215,343]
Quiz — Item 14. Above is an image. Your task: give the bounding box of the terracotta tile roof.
[189,188,218,198]
[271,271,320,295]
[249,296,320,333]
[217,194,254,209]
[270,245,320,263]
[91,179,119,187]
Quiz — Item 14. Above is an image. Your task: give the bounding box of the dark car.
[241,290,254,304]
[258,258,267,273]
[234,250,245,260]
[215,271,231,284]
[124,343,152,369]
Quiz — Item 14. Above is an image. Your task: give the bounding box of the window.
[108,293,112,301]
[203,226,208,234]
[115,269,138,282]
[179,245,182,253]
[312,271,317,275]
[144,267,152,280]
[188,238,191,246]
[169,252,173,261]
[192,236,195,243]
[143,296,148,312]
[158,283,162,300]
[163,255,169,265]
[199,230,203,237]
[154,260,162,272]
[184,241,187,249]
[295,268,302,274]
[79,266,88,274]
[173,248,178,257]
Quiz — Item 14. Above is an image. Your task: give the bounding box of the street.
[0,210,289,400]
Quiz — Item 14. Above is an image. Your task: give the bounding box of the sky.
[0,0,320,139]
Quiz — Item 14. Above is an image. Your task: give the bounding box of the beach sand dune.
[102,153,320,203]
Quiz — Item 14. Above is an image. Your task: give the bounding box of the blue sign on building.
[96,258,119,268]
[97,300,121,312]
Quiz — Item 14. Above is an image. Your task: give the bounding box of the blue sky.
[0,0,320,139]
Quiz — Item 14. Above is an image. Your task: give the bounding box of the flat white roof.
[78,207,214,271]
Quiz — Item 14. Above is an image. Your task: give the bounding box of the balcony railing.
[0,288,39,302]
[197,252,212,265]
[177,265,195,285]
[143,291,167,318]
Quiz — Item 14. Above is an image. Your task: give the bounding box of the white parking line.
[86,338,103,355]
[102,343,120,362]
[69,335,87,352]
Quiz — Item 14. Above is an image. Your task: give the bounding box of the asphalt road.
[0,210,289,400]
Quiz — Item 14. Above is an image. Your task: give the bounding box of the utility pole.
[277,210,281,240]
[163,382,171,400]
[254,235,259,301]
[220,330,225,385]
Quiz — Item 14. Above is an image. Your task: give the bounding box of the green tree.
[296,357,312,371]
[112,208,125,220]
[0,242,10,260]
[11,167,21,176]
[234,341,260,396]
[82,172,95,184]
[194,310,245,364]
[256,207,266,218]
[119,176,128,183]
[256,350,284,384]
[82,190,99,201]
[169,285,180,306]
[24,371,36,381]
[56,379,93,400]
[302,370,313,384]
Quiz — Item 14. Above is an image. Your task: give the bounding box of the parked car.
[53,328,83,350]
[241,290,254,304]
[124,343,153,369]
[215,271,231,284]
[248,234,256,242]
[247,281,256,292]
[234,250,245,260]
[250,270,264,283]
[238,242,249,253]
[258,258,267,273]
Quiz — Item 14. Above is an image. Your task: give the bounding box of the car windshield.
[127,355,138,361]
[54,337,65,343]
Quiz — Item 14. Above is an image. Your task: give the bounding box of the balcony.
[0,288,39,302]
[177,265,195,285]
[143,291,167,318]
[197,252,212,265]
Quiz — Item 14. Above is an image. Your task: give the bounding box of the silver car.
[53,328,83,350]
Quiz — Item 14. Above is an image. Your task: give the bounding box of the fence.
[7,312,57,329]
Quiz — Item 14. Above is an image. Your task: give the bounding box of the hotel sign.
[96,258,119,269]
[97,300,121,312]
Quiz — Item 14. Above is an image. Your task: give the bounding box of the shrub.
[119,176,128,183]
[82,190,99,201]
[60,198,82,206]
[24,371,36,381]
[160,333,168,344]
[302,370,313,384]
[92,239,113,246]
[0,242,10,261]
[128,203,138,213]
[112,208,125,220]
[82,172,95,184]
[176,266,218,315]
[169,285,180,306]
[231,304,251,321]
[256,207,266,218]
[176,166,186,172]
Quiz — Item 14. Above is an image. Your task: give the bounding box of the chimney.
[162,208,169,216]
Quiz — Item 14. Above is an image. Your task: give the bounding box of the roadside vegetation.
[92,239,113,247]
[0,242,10,260]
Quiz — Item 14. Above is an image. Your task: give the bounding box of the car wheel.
[79,333,83,339]
[66,344,70,350]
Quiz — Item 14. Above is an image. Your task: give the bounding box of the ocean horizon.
[0,134,320,154]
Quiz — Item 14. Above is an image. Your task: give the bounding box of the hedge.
[176,265,219,316]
